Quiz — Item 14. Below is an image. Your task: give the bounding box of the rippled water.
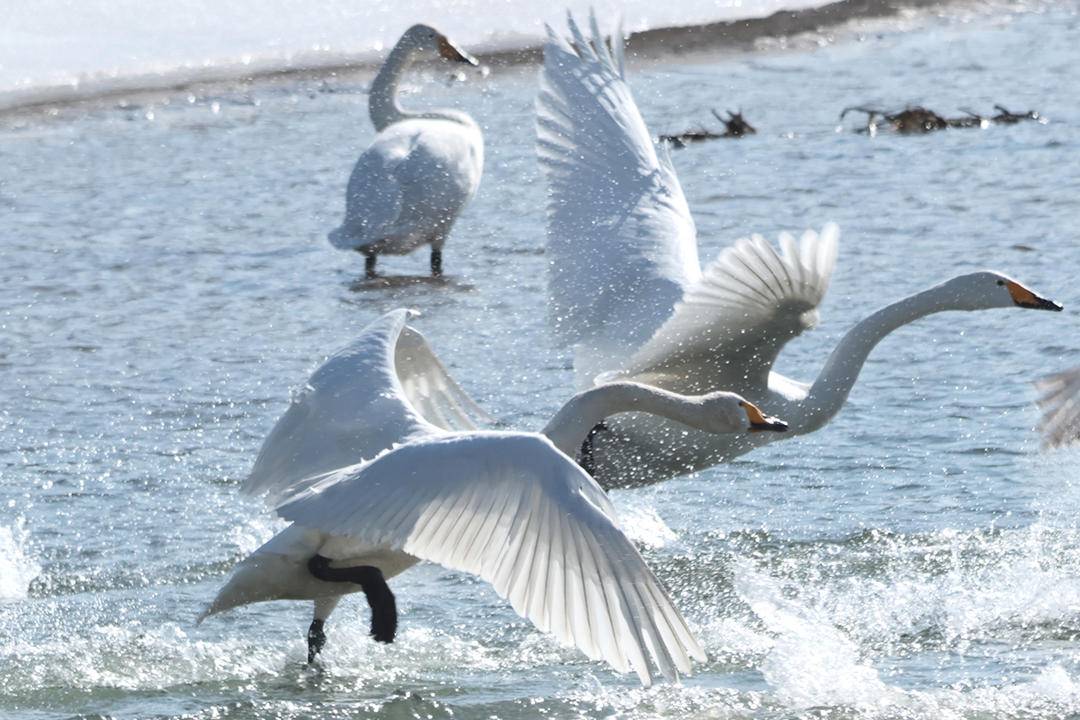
[3,3,1080,718]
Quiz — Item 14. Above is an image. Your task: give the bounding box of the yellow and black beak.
[437,35,479,66]
[1005,280,1062,311]
[740,400,788,433]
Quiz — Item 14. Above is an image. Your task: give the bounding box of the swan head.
[700,392,788,434]
[401,25,479,66]
[942,271,1062,312]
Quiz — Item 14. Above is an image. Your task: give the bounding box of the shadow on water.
[347,275,476,293]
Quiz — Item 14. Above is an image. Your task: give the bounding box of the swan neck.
[541,382,701,457]
[802,285,954,431]
[369,43,415,130]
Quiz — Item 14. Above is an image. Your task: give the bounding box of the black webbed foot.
[307,619,327,663]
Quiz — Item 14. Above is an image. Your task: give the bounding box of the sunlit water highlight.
[2,1,1080,718]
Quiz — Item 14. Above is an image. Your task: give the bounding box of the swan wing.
[538,14,700,365]
[243,309,488,505]
[618,225,839,391]
[1035,366,1080,449]
[277,431,706,686]
[328,134,409,250]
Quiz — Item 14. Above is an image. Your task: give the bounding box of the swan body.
[538,15,1062,488]
[329,25,484,277]
[204,310,784,685]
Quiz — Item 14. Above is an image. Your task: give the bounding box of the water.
[3,1,1080,717]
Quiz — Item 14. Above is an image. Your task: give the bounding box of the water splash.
[612,497,679,548]
[733,558,902,710]
[228,513,287,557]
[0,520,40,601]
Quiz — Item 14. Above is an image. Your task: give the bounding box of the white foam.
[806,524,1080,650]
[733,558,903,710]
[0,519,41,601]
[3,622,289,691]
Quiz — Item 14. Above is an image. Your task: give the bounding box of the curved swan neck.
[369,42,416,131]
[369,41,466,131]
[800,282,962,432]
[541,382,704,456]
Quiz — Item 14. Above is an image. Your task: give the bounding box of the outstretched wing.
[538,13,700,371]
[243,309,488,505]
[1036,366,1080,449]
[616,226,839,393]
[277,431,706,686]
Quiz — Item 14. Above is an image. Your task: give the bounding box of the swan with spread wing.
[537,14,1062,488]
[202,310,785,685]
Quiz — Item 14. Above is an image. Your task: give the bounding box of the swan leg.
[308,555,397,643]
[430,247,443,278]
[307,596,341,663]
[364,253,377,278]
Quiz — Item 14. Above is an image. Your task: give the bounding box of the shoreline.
[0,0,952,118]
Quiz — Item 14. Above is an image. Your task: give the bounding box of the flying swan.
[201,309,786,685]
[537,14,1062,487]
[328,25,484,278]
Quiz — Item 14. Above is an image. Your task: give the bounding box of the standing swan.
[201,310,785,685]
[329,25,484,278]
[537,15,1062,487]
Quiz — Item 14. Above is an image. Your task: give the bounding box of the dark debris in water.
[839,104,1045,135]
[659,109,757,148]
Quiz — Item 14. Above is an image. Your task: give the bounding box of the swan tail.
[328,225,368,251]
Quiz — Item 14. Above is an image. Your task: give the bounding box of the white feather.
[329,25,483,261]
[537,13,699,362]
[620,224,839,390]
[243,309,488,506]
[1036,366,1080,449]
[329,119,483,256]
[275,432,706,685]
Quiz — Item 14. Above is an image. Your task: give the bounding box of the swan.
[537,15,1062,488]
[328,25,484,279]
[1036,366,1080,448]
[201,309,786,685]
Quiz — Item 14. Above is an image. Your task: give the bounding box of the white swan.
[328,25,484,278]
[1036,367,1080,448]
[537,15,1062,487]
[202,309,785,685]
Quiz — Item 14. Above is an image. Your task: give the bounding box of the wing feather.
[276,432,702,685]
[243,310,488,506]
[538,13,700,373]
[573,521,631,674]
[615,224,839,392]
[1036,366,1080,449]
